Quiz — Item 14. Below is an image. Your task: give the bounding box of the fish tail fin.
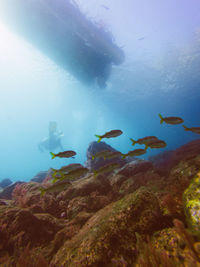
[158,113,163,124]
[40,187,45,197]
[51,168,57,177]
[95,135,102,143]
[93,171,97,178]
[50,152,56,159]
[130,138,136,146]
[52,178,58,183]
[183,125,189,131]
[92,155,95,160]
[145,144,148,150]
[60,173,65,180]
[122,154,126,159]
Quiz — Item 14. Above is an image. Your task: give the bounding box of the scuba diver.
[38,121,64,152]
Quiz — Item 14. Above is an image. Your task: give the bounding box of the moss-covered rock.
[0,206,66,255]
[67,193,111,220]
[136,225,200,266]
[183,171,200,234]
[51,187,162,266]
[57,174,111,202]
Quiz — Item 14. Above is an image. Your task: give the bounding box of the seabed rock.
[0,139,200,266]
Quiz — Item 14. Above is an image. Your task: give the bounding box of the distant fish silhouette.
[101,5,109,10]
[138,37,145,41]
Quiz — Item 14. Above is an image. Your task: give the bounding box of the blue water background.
[0,0,200,181]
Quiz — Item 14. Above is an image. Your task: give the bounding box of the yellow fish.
[95,130,123,143]
[146,139,166,149]
[183,125,200,134]
[40,179,71,196]
[92,150,113,160]
[122,149,146,158]
[50,150,76,159]
[53,167,89,183]
[159,113,184,125]
[130,136,158,146]
[93,163,120,177]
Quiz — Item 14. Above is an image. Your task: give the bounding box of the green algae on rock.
[51,187,162,266]
[135,223,200,266]
[183,171,200,235]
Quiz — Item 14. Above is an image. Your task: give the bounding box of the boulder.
[0,205,66,254]
[0,178,12,188]
[0,181,24,200]
[31,171,48,183]
[84,141,127,171]
[57,174,111,202]
[51,187,162,266]
[151,139,200,173]
[109,161,160,197]
[11,182,64,218]
[67,194,111,220]
[116,159,153,177]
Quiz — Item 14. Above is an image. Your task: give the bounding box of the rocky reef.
[0,140,200,266]
[0,178,12,189]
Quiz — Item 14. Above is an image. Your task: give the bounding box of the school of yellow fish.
[40,113,199,195]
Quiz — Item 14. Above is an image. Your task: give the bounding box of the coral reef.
[0,139,200,266]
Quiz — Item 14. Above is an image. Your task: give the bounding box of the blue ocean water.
[0,0,200,182]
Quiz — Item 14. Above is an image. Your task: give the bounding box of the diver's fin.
[158,113,163,124]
